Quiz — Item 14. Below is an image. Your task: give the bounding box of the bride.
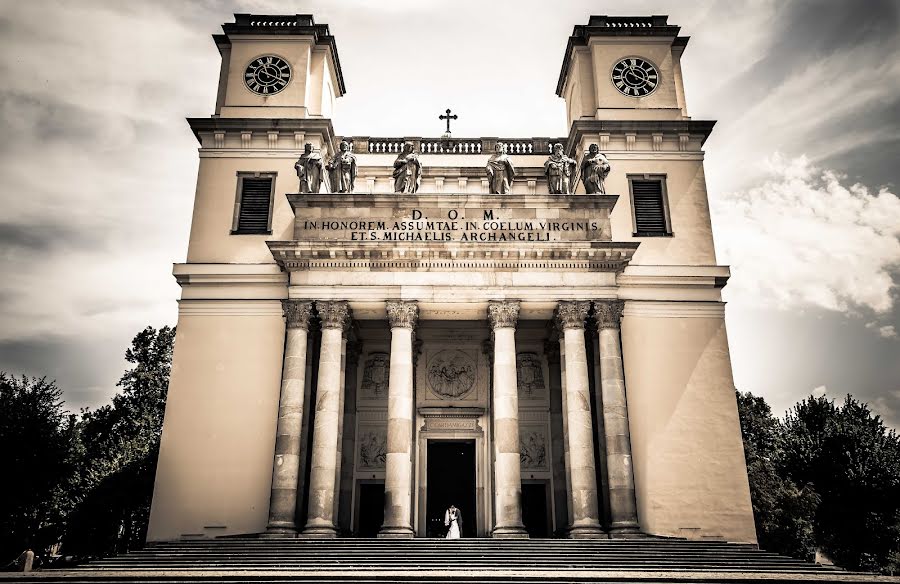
[444,504,462,539]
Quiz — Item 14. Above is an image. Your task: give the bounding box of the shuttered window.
[629,176,672,236]
[232,174,275,234]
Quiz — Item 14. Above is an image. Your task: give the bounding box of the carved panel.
[516,352,546,399]
[360,352,390,399]
[426,349,477,399]
[519,428,548,470]
[357,428,387,470]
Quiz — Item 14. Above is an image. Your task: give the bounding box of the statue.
[580,143,611,194]
[544,143,576,194]
[326,140,357,193]
[392,142,422,193]
[485,142,515,194]
[294,143,325,193]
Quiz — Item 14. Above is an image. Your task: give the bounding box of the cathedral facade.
[147,14,756,543]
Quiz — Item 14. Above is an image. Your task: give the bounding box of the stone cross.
[439,108,458,134]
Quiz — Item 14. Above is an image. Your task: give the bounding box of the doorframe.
[522,478,553,538]
[416,412,487,537]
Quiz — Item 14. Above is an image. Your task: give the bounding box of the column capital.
[555,300,590,330]
[386,300,419,330]
[282,300,313,330]
[594,299,625,330]
[316,300,351,331]
[488,300,520,330]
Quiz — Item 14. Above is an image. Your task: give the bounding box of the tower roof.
[214,14,346,95]
[556,15,688,97]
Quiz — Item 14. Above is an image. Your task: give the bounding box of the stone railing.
[351,137,562,155]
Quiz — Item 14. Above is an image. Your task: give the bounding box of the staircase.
[5,537,893,583]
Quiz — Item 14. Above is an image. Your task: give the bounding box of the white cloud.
[812,385,827,398]
[866,322,898,339]
[712,154,900,314]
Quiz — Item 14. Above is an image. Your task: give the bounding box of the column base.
[492,526,529,539]
[567,524,606,539]
[260,523,298,538]
[377,526,415,539]
[608,521,643,538]
[299,525,338,538]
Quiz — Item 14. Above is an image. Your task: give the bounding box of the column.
[379,301,418,538]
[302,300,351,537]
[555,301,604,538]
[595,300,640,535]
[488,300,528,538]
[265,300,313,535]
[545,338,569,535]
[337,341,362,534]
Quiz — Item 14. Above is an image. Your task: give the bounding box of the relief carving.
[358,429,387,469]
[516,352,546,398]
[360,352,390,399]
[427,350,477,399]
[520,429,548,470]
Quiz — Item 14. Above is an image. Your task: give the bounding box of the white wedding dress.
[445,508,461,539]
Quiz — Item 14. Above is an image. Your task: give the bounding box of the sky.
[0,0,898,426]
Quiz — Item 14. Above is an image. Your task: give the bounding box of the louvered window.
[232,174,275,234]
[628,175,672,236]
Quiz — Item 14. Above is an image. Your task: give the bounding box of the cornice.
[565,120,716,155]
[186,117,337,146]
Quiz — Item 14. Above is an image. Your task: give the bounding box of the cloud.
[712,154,900,314]
[866,322,898,339]
[812,385,827,398]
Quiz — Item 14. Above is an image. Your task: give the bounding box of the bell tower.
[212,14,345,119]
[557,15,689,125]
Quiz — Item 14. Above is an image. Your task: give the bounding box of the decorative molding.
[594,299,625,330]
[213,131,225,148]
[516,352,546,399]
[426,349,477,399]
[555,300,590,330]
[316,300,351,330]
[360,352,390,399]
[519,428,548,471]
[488,301,520,330]
[622,301,726,319]
[241,131,252,149]
[418,406,485,418]
[267,131,279,149]
[282,300,313,330]
[357,428,387,470]
[177,299,284,316]
[386,300,419,330]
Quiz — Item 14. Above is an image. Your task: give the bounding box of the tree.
[736,391,818,561]
[0,375,79,563]
[781,395,900,572]
[63,326,175,557]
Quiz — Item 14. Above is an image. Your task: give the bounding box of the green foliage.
[0,325,175,562]
[0,375,79,563]
[737,391,900,574]
[63,326,175,557]
[736,391,818,561]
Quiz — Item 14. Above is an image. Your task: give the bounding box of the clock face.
[611,57,659,97]
[244,55,291,95]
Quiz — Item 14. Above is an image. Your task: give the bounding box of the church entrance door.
[425,440,476,538]
[522,480,550,537]
[356,482,384,537]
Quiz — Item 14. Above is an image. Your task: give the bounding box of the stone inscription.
[301,209,601,243]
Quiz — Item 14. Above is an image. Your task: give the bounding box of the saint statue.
[485,142,515,194]
[392,142,422,194]
[544,143,577,194]
[294,143,325,193]
[444,504,463,539]
[580,143,611,194]
[326,140,357,193]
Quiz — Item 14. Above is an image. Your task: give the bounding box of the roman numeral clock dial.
[611,57,659,97]
[244,55,291,95]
